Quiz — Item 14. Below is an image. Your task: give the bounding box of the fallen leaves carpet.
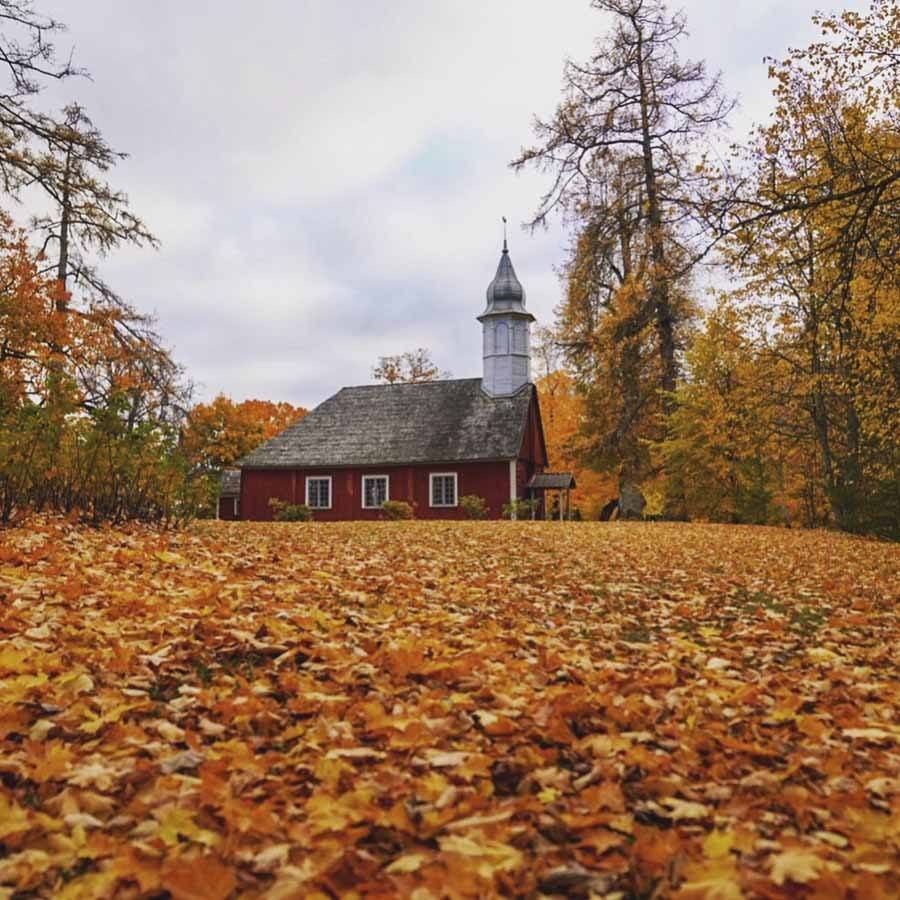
[1,520,898,898]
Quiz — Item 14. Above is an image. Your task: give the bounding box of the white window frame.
[361,474,390,509]
[305,475,332,510]
[429,472,458,508]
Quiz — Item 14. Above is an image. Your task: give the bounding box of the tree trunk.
[635,29,677,413]
[56,141,72,303]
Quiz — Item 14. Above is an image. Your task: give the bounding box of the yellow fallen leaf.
[806,647,841,663]
[154,551,186,565]
[439,834,523,874]
[0,795,31,840]
[662,798,710,821]
[813,830,848,849]
[703,830,735,859]
[843,727,895,744]
[386,853,426,874]
[770,848,824,885]
[676,857,743,899]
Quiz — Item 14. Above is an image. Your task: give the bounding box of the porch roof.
[527,472,576,490]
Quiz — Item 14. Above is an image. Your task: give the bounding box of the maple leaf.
[676,857,744,899]
[770,849,825,885]
[28,740,73,782]
[439,834,523,878]
[703,830,736,859]
[0,795,31,840]
[155,807,220,848]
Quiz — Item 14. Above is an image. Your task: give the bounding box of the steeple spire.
[478,229,536,398]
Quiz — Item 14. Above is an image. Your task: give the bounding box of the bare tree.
[513,0,733,407]
[23,104,157,290]
[372,348,450,385]
[0,1,82,191]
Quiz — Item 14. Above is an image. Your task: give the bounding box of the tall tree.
[0,1,79,192]
[24,104,157,292]
[729,0,900,254]
[19,102,176,422]
[0,8,176,423]
[514,0,732,503]
[729,0,900,535]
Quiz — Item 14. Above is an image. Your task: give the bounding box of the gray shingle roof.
[220,469,241,497]
[239,378,533,469]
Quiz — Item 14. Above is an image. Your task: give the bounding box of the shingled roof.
[219,469,241,497]
[239,378,533,469]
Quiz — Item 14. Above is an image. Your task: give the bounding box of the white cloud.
[30,0,867,408]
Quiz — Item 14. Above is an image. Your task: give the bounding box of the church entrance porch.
[526,472,577,520]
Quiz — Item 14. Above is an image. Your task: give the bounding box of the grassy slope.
[0,520,898,898]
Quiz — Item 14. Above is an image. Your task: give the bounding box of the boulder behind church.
[618,483,646,520]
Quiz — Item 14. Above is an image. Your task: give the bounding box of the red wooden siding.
[217,497,239,520]
[240,460,514,521]
[518,390,548,491]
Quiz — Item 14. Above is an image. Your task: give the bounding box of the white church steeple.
[478,234,535,397]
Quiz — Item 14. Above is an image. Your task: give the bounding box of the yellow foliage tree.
[536,370,616,519]
[728,0,900,536]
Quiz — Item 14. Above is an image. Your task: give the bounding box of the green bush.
[0,392,201,525]
[459,494,488,519]
[502,499,539,520]
[268,498,313,521]
[381,500,414,520]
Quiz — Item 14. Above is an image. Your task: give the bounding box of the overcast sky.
[33,0,862,409]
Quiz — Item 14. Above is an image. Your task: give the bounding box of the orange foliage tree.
[182,396,307,474]
[536,370,616,519]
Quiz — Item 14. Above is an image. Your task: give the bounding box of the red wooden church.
[227,240,571,520]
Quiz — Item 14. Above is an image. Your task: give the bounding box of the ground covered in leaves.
[1,520,899,899]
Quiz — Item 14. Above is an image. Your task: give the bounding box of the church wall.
[240,459,517,521]
[217,497,239,520]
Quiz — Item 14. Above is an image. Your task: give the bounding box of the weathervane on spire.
[502,216,508,252]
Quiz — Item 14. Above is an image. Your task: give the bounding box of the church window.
[495,322,509,354]
[306,476,332,509]
[362,475,389,509]
[514,323,527,353]
[430,472,458,507]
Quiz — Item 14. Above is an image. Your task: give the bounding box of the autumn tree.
[0,6,180,426]
[372,348,450,384]
[0,213,195,522]
[182,395,307,475]
[536,369,616,519]
[729,0,900,252]
[514,0,732,508]
[0,5,195,520]
[656,298,818,525]
[727,0,900,536]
